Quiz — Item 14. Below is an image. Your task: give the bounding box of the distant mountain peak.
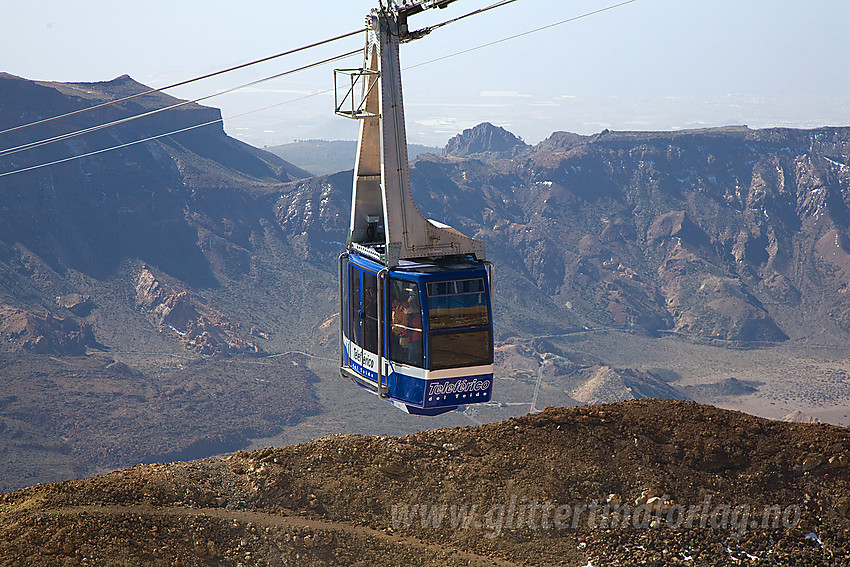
[444,122,528,157]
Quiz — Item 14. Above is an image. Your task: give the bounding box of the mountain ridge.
[444,121,529,158]
[265,139,441,176]
[0,75,328,491]
[2,73,850,499]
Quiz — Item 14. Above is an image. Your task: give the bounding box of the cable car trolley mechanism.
[335,0,493,415]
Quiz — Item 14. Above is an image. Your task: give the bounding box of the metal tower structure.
[335,0,485,268]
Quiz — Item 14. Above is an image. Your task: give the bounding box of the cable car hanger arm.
[379,0,459,41]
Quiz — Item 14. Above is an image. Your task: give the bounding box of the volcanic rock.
[56,293,95,316]
[0,306,95,355]
[134,267,262,356]
[444,122,529,157]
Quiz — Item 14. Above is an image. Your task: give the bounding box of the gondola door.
[347,261,381,387]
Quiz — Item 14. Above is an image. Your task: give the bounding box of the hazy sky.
[3,0,849,147]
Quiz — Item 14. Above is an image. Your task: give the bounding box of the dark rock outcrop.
[444,121,529,157]
[0,307,95,355]
[134,267,262,356]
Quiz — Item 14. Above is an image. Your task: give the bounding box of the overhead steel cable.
[0,28,366,138]
[0,48,362,159]
[0,0,641,178]
[406,0,638,69]
[1,0,522,153]
[0,51,361,178]
[0,85,348,179]
[411,0,520,36]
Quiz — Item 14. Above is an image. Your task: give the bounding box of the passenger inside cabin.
[390,281,423,366]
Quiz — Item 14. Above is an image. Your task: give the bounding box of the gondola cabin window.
[389,278,424,367]
[348,264,361,347]
[426,278,492,370]
[363,272,378,353]
[426,278,489,329]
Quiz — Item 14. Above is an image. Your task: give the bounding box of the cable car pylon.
[336,0,494,415]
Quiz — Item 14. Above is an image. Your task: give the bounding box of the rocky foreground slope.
[2,400,849,566]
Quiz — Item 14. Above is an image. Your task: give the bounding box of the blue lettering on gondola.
[428,378,490,396]
[345,343,378,380]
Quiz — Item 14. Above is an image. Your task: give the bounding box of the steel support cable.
[413,0,520,35]
[0,0,640,178]
[0,52,360,178]
[1,116,232,178]
[0,28,366,138]
[0,48,363,159]
[2,0,636,159]
[384,0,518,41]
[407,0,638,67]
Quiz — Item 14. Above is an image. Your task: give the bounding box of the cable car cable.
[406,0,638,69]
[0,52,360,178]
[0,48,363,159]
[0,0,525,153]
[411,0,520,36]
[1,0,639,177]
[2,0,633,159]
[0,28,366,138]
[0,88,332,178]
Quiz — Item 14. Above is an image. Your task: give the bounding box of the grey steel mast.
[335,0,485,268]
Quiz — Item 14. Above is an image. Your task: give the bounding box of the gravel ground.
[2,399,849,566]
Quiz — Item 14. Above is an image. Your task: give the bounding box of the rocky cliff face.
[444,121,529,157]
[0,306,95,355]
[274,124,850,345]
[426,125,850,343]
[134,267,262,356]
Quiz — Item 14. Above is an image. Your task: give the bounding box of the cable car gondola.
[335,0,493,415]
[340,252,493,415]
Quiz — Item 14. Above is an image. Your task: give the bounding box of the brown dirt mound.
[2,400,849,566]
